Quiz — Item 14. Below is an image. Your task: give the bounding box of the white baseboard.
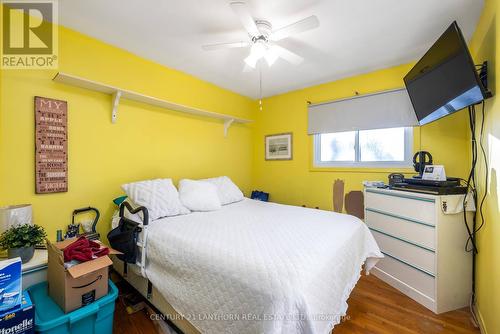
[474,304,488,334]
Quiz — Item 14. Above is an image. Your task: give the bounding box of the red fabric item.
[63,236,110,263]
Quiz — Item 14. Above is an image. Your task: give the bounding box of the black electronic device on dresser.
[391,182,467,195]
[388,151,468,195]
[388,173,404,186]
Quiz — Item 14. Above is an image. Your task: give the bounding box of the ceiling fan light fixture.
[204,3,319,72]
[244,53,259,68]
[251,41,267,59]
[264,46,279,66]
[245,41,267,68]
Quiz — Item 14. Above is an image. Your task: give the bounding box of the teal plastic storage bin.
[27,280,118,334]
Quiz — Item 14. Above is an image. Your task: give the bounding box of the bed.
[112,198,382,334]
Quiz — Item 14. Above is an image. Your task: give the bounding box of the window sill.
[309,166,416,174]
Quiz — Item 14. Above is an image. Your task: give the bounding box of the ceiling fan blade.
[270,15,320,41]
[242,64,253,72]
[230,1,260,37]
[202,41,249,51]
[272,44,303,65]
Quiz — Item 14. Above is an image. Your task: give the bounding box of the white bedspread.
[145,199,382,334]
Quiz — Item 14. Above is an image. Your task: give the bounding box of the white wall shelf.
[52,72,252,136]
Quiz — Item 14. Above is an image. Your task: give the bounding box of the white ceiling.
[59,0,484,99]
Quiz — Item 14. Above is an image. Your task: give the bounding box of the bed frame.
[112,257,199,334]
[111,202,200,334]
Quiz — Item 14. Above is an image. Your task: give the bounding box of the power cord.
[464,104,478,327]
[464,101,489,328]
[463,105,478,254]
[476,101,488,236]
[464,102,489,250]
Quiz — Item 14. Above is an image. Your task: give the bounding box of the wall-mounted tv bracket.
[476,61,493,98]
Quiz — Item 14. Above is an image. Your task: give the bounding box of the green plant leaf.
[0,224,47,249]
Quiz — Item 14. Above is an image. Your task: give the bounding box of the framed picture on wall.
[34,96,68,194]
[265,133,293,160]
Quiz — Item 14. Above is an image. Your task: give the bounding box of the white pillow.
[121,178,190,220]
[178,179,221,211]
[201,176,244,205]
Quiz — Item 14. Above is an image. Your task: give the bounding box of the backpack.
[107,201,148,263]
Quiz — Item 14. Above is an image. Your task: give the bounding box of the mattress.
[144,198,383,334]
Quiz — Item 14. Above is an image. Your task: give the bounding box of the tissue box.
[0,257,22,312]
[0,290,34,334]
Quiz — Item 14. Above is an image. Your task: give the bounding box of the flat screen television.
[404,21,490,125]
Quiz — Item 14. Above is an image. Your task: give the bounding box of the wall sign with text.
[35,96,68,193]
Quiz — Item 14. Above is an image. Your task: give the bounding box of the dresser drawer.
[376,252,435,299]
[365,209,436,250]
[371,229,436,275]
[365,189,436,225]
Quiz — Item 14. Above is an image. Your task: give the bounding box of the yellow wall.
[252,64,471,210]
[0,25,255,240]
[470,0,500,332]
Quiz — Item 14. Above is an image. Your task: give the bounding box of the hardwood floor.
[333,274,478,334]
[112,274,479,334]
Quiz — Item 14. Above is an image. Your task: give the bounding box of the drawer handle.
[366,207,435,228]
[369,227,435,253]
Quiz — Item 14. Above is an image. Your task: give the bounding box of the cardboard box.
[0,290,34,334]
[47,238,118,313]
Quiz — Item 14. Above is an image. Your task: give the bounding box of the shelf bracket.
[224,118,234,137]
[111,91,122,123]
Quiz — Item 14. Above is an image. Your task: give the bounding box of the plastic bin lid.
[26,280,118,332]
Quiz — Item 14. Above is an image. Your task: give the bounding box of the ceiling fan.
[202,1,320,69]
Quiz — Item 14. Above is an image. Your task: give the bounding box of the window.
[313,127,413,168]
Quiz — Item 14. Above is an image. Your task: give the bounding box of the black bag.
[107,202,149,263]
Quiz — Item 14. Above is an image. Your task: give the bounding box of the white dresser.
[22,249,48,288]
[364,187,472,314]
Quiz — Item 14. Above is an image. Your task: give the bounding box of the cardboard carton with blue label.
[0,291,34,334]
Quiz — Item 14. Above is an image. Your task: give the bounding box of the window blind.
[307,88,419,134]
